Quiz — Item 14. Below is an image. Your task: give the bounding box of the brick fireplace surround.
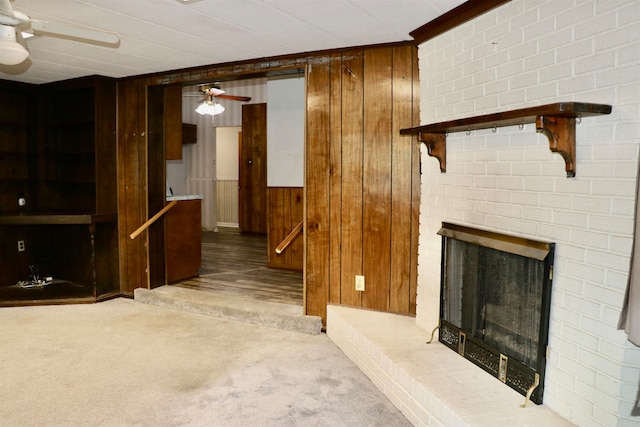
[328,1,640,426]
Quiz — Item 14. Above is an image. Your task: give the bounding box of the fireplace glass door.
[438,222,554,404]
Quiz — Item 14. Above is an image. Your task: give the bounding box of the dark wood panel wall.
[117,78,149,295]
[116,42,420,322]
[147,85,168,289]
[267,187,304,270]
[305,45,421,322]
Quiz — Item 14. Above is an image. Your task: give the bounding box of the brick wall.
[416,1,640,425]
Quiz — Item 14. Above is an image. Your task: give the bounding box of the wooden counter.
[165,198,202,283]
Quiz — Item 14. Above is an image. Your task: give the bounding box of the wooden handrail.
[129,200,178,240]
[275,220,303,254]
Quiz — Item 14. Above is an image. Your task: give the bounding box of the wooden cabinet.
[0,76,119,303]
[0,214,119,304]
[164,85,183,160]
[165,198,202,283]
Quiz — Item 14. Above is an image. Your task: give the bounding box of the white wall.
[267,77,305,187]
[417,1,640,426]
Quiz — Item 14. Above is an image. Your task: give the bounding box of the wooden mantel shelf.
[400,102,612,177]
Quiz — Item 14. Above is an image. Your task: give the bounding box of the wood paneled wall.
[305,45,421,321]
[117,78,150,295]
[116,42,420,322]
[267,187,303,270]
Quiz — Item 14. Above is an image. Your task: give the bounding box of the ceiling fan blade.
[215,94,252,102]
[0,0,14,20]
[30,20,119,45]
[207,87,225,96]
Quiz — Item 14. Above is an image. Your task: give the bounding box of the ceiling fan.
[194,84,251,116]
[0,0,119,66]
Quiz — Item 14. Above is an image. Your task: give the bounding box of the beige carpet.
[0,298,411,427]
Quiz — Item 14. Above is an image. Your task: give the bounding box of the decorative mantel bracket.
[400,102,612,177]
[536,115,576,177]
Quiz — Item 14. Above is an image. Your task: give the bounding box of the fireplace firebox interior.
[437,222,555,404]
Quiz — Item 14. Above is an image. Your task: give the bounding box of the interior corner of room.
[1,1,639,426]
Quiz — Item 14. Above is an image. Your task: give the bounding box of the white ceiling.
[0,0,466,85]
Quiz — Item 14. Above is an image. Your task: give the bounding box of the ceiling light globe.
[195,102,225,116]
[0,39,29,65]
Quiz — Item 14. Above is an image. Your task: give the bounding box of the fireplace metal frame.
[437,222,555,404]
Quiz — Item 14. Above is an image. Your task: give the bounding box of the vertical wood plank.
[147,85,167,289]
[389,45,414,312]
[410,46,421,315]
[139,82,150,291]
[290,188,304,269]
[362,47,393,311]
[266,187,277,265]
[267,187,284,266]
[305,59,331,321]
[328,52,343,304]
[283,187,292,266]
[117,78,148,294]
[339,50,364,307]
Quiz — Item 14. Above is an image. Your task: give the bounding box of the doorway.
[215,126,241,228]
[167,75,305,305]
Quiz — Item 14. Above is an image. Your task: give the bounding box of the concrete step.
[134,285,322,335]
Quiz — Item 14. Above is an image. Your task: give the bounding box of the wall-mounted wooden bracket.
[536,115,576,178]
[401,102,612,177]
[418,132,447,173]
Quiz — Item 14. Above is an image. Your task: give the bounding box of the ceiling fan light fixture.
[195,100,225,116]
[0,40,28,65]
[0,26,29,65]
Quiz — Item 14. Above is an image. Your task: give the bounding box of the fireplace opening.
[437,222,555,404]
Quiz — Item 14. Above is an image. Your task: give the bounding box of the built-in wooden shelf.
[400,102,612,177]
[0,213,116,225]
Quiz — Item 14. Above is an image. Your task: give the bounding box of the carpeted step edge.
[134,288,322,335]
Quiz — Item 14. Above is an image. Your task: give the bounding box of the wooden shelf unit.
[0,76,119,302]
[400,102,612,177]
[0,80,37,210]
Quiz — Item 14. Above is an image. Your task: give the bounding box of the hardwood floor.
[172,227,303,306]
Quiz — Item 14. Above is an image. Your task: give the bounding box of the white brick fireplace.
[328,1,639,426]
[416,1,639,426]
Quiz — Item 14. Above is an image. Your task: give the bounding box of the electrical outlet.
[17,240,25,252]
[355,275,365,291]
